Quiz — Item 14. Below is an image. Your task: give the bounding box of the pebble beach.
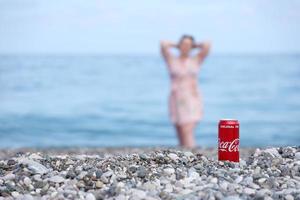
[0,146,299,200]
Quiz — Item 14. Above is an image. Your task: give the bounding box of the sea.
[0,54,299,148]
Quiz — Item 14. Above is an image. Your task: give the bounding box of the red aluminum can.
[218,119,239,162]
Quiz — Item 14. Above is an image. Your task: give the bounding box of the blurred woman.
[160,35,211,148]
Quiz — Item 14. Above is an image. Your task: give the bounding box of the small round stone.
[96,181,104,188]
[7,159,16,166]
[243,187,256,195]
[285,194,294,200]
[23,177,32,186]
[86,193,96,200]
[168,153,179,161]
[137,166,147,178]
[163,167,175,175]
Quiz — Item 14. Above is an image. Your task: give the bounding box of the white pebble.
[164,183,173,192]
[220,181,228,190]
[210,177,218,184]
[86,193,96,200]
[258,178,266,184]
[234,176,243,184]
[48,175,65,183]
[188,171,199,180]
[77,171,87,179]
[295,152,300,160]
[22,194,34,200]
[243,187,256,195]
[223,195,241,200]
[163,167,175,175]
[131,188,146,199]
[181,189,193,195]
[184,151,194,158]
[23,177,31,186]
[285,194,294,200]
[18,158,49,174]
[168,153,179,161]
[264,148,281,158]
[115,194,127,200]
[3,173,15,181]
[102,170,113,177]
[11,191,19,198]
[239,159,247,167]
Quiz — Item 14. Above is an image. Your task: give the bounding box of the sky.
[0,0,300,54]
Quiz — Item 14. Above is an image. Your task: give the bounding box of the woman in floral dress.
[160,35,211,148]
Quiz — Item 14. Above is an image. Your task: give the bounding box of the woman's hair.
[179,34,195,45]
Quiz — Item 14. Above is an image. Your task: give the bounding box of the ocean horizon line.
[0,52,300,57]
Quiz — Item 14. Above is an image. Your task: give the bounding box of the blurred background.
[0,0,299,148]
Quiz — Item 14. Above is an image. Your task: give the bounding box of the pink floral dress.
[167,57,203,125]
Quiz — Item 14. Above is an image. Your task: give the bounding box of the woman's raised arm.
[193,41,211,63]
[160,40,177,65]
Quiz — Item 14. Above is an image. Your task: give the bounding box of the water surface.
[0,54,299,148]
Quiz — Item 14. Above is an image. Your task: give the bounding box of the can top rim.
[219,119,239,123]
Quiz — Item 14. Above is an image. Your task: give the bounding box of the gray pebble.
[48,175,65,183]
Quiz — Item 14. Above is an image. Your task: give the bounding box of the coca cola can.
[218,119,239,162]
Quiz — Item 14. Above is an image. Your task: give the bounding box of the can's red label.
[218,119,239,162]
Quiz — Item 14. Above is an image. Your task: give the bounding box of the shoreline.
[0,146,299,199]
[0,146,257,160]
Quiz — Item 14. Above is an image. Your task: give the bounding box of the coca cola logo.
[218,138,239,152]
